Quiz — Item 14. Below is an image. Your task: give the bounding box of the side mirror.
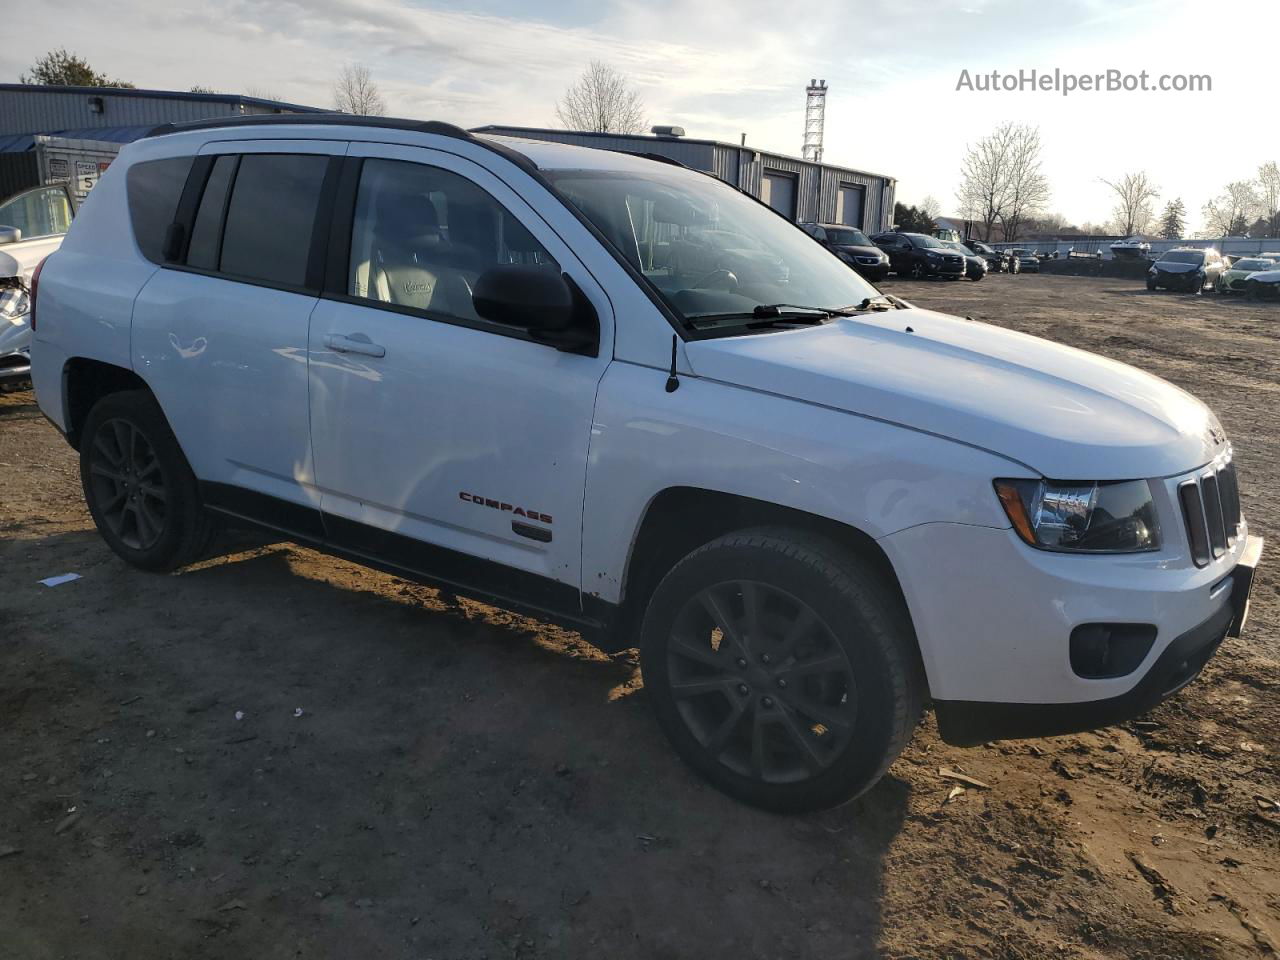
[472,265,597,355]
[0,226,20,245]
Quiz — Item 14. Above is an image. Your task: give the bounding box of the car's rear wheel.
[640,528,922,813]
[80,390,216,572]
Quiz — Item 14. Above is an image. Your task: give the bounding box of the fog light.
[1069,623,1156,679]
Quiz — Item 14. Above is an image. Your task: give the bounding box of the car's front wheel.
[909,261,927,280]
[640,528,922,813]
[80,390,216,572]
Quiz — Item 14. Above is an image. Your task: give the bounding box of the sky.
[7,0,1278,230]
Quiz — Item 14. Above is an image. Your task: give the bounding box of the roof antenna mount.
[665,335,680,393]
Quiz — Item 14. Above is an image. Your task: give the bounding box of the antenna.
[665,335,680,393]
[803,79,827,163]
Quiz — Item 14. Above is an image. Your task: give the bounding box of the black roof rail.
[142,113,539,171]
[633,152,691,169]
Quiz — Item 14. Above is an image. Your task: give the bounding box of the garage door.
[760,170,797,220]
[836,184,865,228]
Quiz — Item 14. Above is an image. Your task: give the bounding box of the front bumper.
[1153,270,1199,288]
[879,503,1262,742]
[0,348,31,384]
[852,261,890,281]
[934,536,1260,745]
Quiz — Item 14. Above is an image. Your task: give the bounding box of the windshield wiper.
[687,303,851,331]
[750,303,857,319]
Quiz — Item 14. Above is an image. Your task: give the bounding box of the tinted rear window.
[126,156,194,264]
[218,154,328,287]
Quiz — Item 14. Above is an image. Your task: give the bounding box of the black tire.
[909,260,927,280]
[79,390,216,572]
[1146,279,1157,291]
[639,528,922,813]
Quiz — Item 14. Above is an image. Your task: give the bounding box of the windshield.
[1161,251,1205,264]
[545,168,879,324]
[1233,259,1272,271]
[825,227,872,246]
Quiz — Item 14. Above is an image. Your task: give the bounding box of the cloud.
[3,0,1277,225]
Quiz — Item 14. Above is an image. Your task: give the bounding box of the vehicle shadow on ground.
[3,528,914,959]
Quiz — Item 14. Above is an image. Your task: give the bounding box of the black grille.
[1179,461,1241,567]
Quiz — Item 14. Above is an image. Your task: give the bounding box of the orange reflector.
[995,481,1037,546]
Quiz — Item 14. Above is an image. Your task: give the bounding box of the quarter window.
[126,157,193,263]
[218,154,328,287]
[347,158,557,323]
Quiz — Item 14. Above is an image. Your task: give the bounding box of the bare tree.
[333,63,386,116]
[956,123,1046,242]
[1202,181,1261,236]
[245,86,282,102]
[1258,161,1280,236]
[919,195,942,221]
[998,126,1050,241]
[556,61,647,134]
[1101,171,1159,236]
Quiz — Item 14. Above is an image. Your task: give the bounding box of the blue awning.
[0,125,156,153]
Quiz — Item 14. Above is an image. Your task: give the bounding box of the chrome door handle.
[324,333,386,358]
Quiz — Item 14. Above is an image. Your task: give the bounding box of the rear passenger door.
[132,140,344,527]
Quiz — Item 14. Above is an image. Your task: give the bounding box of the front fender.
[580,361,1018,604]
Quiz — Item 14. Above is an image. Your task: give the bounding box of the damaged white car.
[0,184,75,388]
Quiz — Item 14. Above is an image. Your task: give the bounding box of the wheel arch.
[612,486,926,689]
[62,357,153,450]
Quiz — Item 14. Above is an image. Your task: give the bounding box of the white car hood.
[1246,268,1280,282]
[685,308,1222,480]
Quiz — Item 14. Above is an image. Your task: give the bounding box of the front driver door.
[306,144,613,617]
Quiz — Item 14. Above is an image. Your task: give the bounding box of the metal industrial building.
[0,84,327,208]
[0,84,326,143]
[473,125,897,233]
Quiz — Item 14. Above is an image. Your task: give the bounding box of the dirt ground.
[1,274,1277,960]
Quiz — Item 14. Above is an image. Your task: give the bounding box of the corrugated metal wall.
[0,89,320,137]
[476,129,895,233]
[713,145,893,231]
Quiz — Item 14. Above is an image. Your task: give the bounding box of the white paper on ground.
[38,573,82,587]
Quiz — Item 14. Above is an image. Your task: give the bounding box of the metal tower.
[803,79,827,163]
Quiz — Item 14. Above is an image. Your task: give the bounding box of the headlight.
[994,478,1160,553]
[0,286,30,321]
[926,251,944,259]
[1148,266,1157,275]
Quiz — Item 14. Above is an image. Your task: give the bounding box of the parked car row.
[804,224,1043,283]
[1146,248,1280,298]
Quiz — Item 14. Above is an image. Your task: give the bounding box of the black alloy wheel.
[87,417,170,550]
[79,390,216,571]
[664,579,858,785]
[641,528,922,812]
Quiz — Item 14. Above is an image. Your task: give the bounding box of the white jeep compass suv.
[29,116,1262,812]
